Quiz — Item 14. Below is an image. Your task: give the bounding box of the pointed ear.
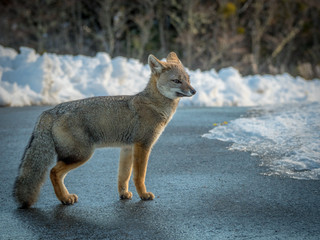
[148,54,166,74]
[166,52,181,65]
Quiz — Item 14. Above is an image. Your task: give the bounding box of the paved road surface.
[0,106,319,239]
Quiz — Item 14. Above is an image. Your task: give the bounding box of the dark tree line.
[1,0,319,78]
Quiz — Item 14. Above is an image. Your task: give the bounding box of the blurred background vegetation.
[0,0,319,78]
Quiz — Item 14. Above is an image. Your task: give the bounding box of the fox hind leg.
[50,159,88,205]
[118,146,134,199]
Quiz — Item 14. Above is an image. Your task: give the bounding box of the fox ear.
[166,52,181,65]
[148,54,166,74]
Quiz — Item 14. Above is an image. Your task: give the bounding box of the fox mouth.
[176,89,196,97]
[176,92,189,97]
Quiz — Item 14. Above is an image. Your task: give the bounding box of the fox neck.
[142,73,180,112]
[145,74,179,101]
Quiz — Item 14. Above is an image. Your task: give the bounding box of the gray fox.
[13,52,196,208]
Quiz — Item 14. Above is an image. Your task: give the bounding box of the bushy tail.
[13,112,56,208]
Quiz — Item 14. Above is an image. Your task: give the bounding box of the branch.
[271,20,304,59]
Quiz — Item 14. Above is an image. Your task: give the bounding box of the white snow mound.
[0,45,319,107]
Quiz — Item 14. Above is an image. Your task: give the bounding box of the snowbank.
[1,45,319,107]
[203,102,320,180]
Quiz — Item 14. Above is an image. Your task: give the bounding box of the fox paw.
[120,191,133,200]
[60,194,78,205]
[140,192,155,200]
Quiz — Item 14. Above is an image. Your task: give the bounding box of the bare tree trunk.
[157,1,167,56]
[185,1,193,68]
[251,1,263,74]
[75,0,83,53]
[133,0,157,60]
[251,0,275,74]
[101,1,115,56]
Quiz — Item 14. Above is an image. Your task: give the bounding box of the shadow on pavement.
[14,200,174,239]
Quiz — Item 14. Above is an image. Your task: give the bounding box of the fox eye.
[172,79,181,84]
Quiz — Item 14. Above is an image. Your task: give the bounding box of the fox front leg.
[133,143,155,200]
[118,146,134,199]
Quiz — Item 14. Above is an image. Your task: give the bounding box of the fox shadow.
[14,200,170,239]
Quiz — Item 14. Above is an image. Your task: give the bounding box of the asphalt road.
[0,106,319,239]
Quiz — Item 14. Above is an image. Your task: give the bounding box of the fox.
[13,52,196,208]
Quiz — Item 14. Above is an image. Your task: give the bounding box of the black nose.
[190,88,196,95]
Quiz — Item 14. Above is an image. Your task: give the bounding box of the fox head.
[148,52,196,100]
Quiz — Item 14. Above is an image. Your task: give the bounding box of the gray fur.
[13,112,56,208]
[13,52,196,208]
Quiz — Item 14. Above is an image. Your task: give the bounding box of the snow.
[0,45,319,107]
[1,45,320,180]
[203,102,320,180]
